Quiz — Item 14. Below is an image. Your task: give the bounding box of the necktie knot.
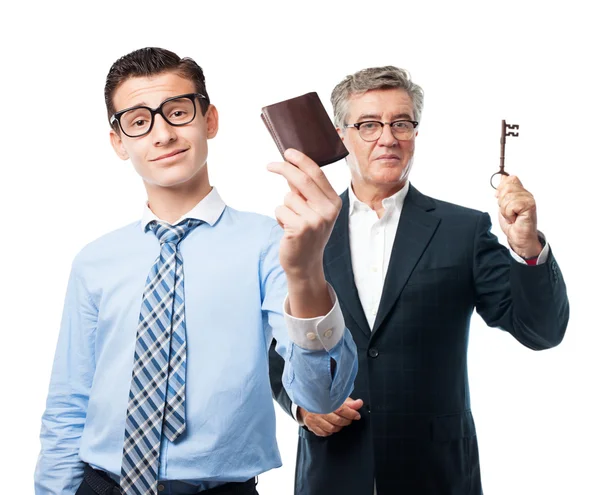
[148,219,203,246]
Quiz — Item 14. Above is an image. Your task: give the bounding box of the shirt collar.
[141,187,226,231]
[348,180,410,216]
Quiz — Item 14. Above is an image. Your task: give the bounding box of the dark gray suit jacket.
[269,184,569,495]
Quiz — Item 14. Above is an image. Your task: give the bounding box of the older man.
[269,66,569,495]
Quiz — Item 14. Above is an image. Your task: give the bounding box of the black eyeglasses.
[344,120,419,142]
[110,93,207,138]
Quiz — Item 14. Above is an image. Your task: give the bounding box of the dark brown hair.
[104,47,210,127]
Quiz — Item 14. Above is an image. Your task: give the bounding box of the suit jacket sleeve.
[473,212,569,350]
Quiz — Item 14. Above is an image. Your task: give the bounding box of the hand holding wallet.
[261,92,349,167]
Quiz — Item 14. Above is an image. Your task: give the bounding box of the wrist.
[286,267,326,291]
[511,236,544,260]
[287,272,332,319]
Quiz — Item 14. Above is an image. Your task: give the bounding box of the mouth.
[376,154,401,161]
[151,149,188,161]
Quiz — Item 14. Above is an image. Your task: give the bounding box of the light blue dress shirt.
[35,188,358,494]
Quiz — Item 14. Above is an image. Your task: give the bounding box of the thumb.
[346,398,364,410]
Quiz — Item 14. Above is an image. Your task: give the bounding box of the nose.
[377,123,398,147]
[151,113,177,146]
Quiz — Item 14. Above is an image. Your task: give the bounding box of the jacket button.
[368,348,379,358]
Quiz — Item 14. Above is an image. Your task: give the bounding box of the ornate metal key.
[491,120,519,189]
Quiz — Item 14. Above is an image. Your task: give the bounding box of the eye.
[359,122,379,130]
[392,121,410,130]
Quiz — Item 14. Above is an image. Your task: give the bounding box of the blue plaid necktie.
[120,218,202,494]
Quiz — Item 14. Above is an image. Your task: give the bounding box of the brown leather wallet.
[261,92,349,167]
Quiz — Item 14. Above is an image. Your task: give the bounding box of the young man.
[269,66,569,494]
[35,47,358,495]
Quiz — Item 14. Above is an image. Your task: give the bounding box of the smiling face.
[339,88,417,197]
[109,71,218,190]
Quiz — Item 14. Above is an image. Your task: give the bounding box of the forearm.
[276,285,358,414]
[508,251,569,349]
[282,329,358,414]
[35,376,89,494]
[35,260,96,494]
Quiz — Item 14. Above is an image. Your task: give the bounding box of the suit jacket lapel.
[324,190,372,338]
[371,184,440,337]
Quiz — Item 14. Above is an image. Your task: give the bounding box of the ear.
[336,127,345,142]
[205,104,219,139]
[110,129,129,160]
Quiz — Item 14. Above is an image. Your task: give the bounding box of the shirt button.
[323,328,333,338]
[368,348,379,358]
[371,266,378,272]
[158,484,165,492]
[371,309,377,316]
[306,332,317,341]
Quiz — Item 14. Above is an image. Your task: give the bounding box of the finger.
[501,198,533,225]
[315,417,343,434]
[497,191,521,209]
[303,415,330,436]
[274,205,302,230]
[284,191,321,222]
[334,407,361,422]
[268,160,327,206]
[284,148,340,203]
[324,412,353,427]
[345,398,364,410]
[308,425,331,437]
[334,405,362,421]
[499,174,523,188]
[497,175,526,197]
[499,192,533,217]
[307,415,341,435]
[271,161,340,223]
[287,180,302,198]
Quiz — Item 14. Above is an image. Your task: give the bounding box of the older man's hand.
[298,398,364,437]
[495,175,543,259]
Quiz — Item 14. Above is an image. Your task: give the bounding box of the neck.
[351,179,407,218]
[145,167,212,224]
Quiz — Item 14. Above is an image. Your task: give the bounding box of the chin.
[142,163,206,188]
[142,172,196,188]
[371,170,407,184]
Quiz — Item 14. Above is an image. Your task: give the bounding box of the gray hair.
[330,66,424,127]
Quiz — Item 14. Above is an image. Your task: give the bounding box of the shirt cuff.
[510,231,549,266]
[283,284,345,352]
[291,403,300,422]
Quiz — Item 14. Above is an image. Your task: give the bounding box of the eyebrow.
[114,101,150,116]
[356,112,414,121]
[127,103,149,111]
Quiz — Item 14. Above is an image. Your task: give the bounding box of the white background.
[1,1,598,493]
